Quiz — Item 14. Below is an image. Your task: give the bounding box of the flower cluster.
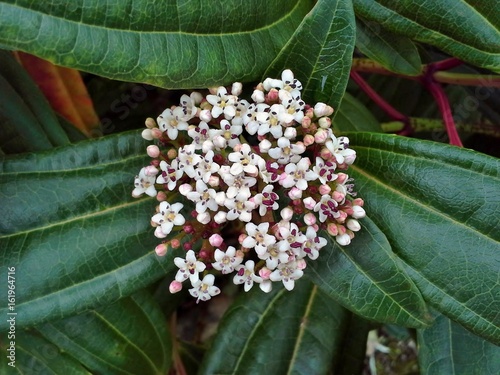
[132,70,365,303]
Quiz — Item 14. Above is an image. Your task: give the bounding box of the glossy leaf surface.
[199,280,349,375]
[307,217,431,328]
[38,292,172,375]
[333,92,382,132]
[0,131,183,330]
[0,0,313,88]
[347,132,500,344]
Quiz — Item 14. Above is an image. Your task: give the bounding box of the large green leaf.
[347,132,500,344]
[0,0,313,88]
[264,0,356,115]
[353,0,500,73]
[355,17,422,76]
[307,217,431,328]
[38,291,172,375]
[418,312,500,375]
[199,280,350,375]
[0,130,184,330]
[0,330,91,374]
[333,92,383,132]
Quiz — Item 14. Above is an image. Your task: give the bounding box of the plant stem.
[381,118,500,137]
[428,57,463,71]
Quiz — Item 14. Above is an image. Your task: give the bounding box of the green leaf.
[347,132,500,344]
[264,0,356,115]
[0,130,185,330]
[418,312,500,375]
[355,17,422,76]
[353,0,500,73]
[199,280,350,375]
[333,92,383,132]
[0,50,70,148]
[0,0,314,88]
[38,291,172,375]
[307,217,431,328]
[0,330,91,374]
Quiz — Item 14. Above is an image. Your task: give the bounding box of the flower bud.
[302,197,316,210]
[179,183,193,196]
[319,184,331,195]
[154,226,167,238]
[318,116,332,129]
[332,191,345,203]
[156,191,167,201]
[209,234,223,247]
[320,147,333,160]
[144,165,159,176]
[155,243,168,256]
[327,223,338,236]
[280,207,294,221]
[145,117,157,128]
[296,259,307,270]
[301,116,312,129]
[314,102,334,117]
[214,211,227,224]
[314,129,329,144]
[141,129,154,140]
[303,134,315,146]
[147,145,160,158]
[151,128,163,139]
[336,233,351,246]
[304,213,316,225]
[288,187,303,200]
[197,212,211,224]
[336,173,348,184]
[352,205,366,219]
[259,139,272,153]
[251,89,265,103]
[169,280,183,294]
[346,219,361,232]
[259,267,272,279]
[231,82,243,96]
[284,127,297,139]
[267,88,279,102]
[171,239,180,248]
[200,109,212,122]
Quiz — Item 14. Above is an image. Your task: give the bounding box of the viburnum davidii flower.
[132,69,366,302]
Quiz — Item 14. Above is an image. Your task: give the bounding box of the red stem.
[350,71,412,135]
[425,80,463,147]
[429,57,463,71]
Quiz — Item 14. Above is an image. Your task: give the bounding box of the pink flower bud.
[296,259,307,270]
[305,107,314,118]
[320,147,333,160]
[144,165,158,177]
[319,184,331,195]
[312,224,319,231]
[147,145,160,158]
[259,267,272,279]
[301,116,312,129]
[171,239,180,248]
[288,187,303,200]
[337,211,348,223]
[232,143,243,152]
[304,213,316,226]
[200,109,212,122]
[154,226,167,238]
[314,102,334,117]
[151,128,163,139]
[169,280,183,294]
[336,233,351,246]
[347,219,361,232]
[209,234,224,247]
[327,223,338,236]
[332,191,345,203]
[336,173,348,184]
[281,207,294,221]
[156,191,167,201]
[302,197,316,210]
[238,233,247,245]
[267,88,279,102]
[155,243,168,256]
[337,225,347,235]
[353,198,364,207]
[314,129,329,144]
[303,134,315,146]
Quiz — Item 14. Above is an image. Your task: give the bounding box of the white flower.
[280,157,318,190]
[244,103,269,135]
[174,249,206,284]
[302,227,327,260]
[242,223,276,254]
[186,180,219,213]
[206,86,238,119]
[156,160,183,191]
[314,195,340,222]
[325,135,356,165]
[255,104,294,138]
[224,192,255,222]
[187,121,211,150]
[212,246,243,274]
[269,261,304,291]
[233,260,263,292]
[268,137,305,164]
[253,184,279,216]
[133,167,157,197]
[277,222,306,256]
[228,144,263,176]
[195,150,220,183]
[151,202,186,236]
[279,89,305,123]
[177,144,202,178]
[212,120,242,149]
[281,69,303,91]
[157,106,190,140]
[189,274,220,303]
[219,167,256,199]
[257,242,289,270]
[313,157,338,184]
